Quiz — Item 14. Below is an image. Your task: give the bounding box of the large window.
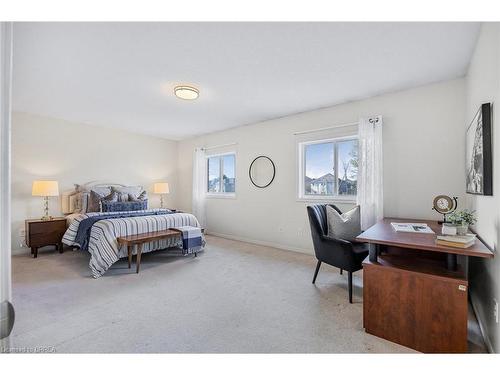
[299,137,358,200]
[207,153,236,195]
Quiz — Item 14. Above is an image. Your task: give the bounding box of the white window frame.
[206,152,236,199]
[297,135,358,203]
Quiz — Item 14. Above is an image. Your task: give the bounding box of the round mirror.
[249,156,276,188]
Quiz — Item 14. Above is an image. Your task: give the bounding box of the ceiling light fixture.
[174,85,199,100]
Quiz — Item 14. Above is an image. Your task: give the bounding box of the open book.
[391,222,435,234]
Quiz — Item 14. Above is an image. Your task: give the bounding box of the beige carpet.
[9,235,484,353]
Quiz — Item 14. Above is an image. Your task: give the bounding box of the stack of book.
[435,234,476,248]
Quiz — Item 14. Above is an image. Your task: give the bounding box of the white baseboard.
[11,247,29,256]
[207,231,313,256]
[470,292,495,353]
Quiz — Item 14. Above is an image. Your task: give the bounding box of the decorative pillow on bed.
[117,193,130,202]
[101,200,148,212]
[129,190,147,201]
[326,205,361,242]
[88,190,118,212]
[111,186,143,200]
[71,191,89,213]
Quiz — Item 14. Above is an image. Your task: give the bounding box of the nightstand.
[25,218,67,258]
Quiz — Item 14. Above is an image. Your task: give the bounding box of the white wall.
[11,112,178,251]
[177,79,466,253]
[466,23,500,353]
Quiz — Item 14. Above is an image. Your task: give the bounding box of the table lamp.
[153,182,169,208]
[32,180,59,220]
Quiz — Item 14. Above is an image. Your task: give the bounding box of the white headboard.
[61,181,142,214]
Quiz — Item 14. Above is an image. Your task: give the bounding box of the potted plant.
[445,209,477,235]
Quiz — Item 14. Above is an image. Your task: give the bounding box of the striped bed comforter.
[62,209,204,278]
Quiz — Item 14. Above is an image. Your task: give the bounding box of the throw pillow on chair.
[326,205,361,242]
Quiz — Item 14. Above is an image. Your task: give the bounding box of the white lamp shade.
[32,180,59,196]
[153,182,170,194]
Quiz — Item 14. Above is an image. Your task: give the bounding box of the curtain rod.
[201,142,238,151]
[293,121,359,136]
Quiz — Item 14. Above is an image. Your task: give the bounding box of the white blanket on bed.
[62,210,204,278]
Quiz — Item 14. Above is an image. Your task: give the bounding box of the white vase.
[442,223,458,236]
[457,224,469,236]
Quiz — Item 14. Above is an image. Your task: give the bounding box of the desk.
[357,218,493,353]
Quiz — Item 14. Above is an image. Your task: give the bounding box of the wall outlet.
[18,228,26,248]
[494,299,499,324]
[18,228,26,247]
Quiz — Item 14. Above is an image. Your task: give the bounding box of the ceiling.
[12,22,480,140]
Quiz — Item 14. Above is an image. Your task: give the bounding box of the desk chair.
[307,204,368,303]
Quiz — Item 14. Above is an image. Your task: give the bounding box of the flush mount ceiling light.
[174,85,199,100]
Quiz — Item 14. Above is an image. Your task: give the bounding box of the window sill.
[296,196,357,205]
[206,193,236,200]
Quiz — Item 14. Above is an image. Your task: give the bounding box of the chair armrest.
[318,235,358,268]
[320,235,353,248]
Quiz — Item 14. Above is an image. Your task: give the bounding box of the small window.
[299,137,358,200]
[207,153,236,195]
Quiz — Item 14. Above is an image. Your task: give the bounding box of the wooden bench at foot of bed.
[117,228,203,273]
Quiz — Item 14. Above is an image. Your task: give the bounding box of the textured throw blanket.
[62,209,204,278]
[172,226,203,254]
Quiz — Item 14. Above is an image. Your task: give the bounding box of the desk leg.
[369,244,379,262]
[447,253,458,271]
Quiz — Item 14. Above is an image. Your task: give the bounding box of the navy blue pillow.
[101,199,148,212]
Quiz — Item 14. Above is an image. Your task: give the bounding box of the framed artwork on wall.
[466,102,492,196]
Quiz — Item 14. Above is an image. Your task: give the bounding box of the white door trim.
[0,21,13,348]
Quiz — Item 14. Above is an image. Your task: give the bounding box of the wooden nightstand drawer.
[28,231,64,247]
[28,220,66,235]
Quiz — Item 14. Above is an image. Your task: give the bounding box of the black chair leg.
[340,269,343,275]
[312,260,321,284]
[348,271,353,303]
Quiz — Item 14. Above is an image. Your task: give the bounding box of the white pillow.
[111,186,143,199]
[326,205,361,241]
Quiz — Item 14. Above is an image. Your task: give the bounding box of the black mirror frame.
[249,155,276,188]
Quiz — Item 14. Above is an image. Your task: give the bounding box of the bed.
[61,182,204,278]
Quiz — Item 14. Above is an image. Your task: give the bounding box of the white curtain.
[192,147,207,228]
[356,116,383,230]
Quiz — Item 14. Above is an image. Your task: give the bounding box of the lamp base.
[41,196,52,220]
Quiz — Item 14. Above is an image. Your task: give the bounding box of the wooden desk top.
[356,218,494,259]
